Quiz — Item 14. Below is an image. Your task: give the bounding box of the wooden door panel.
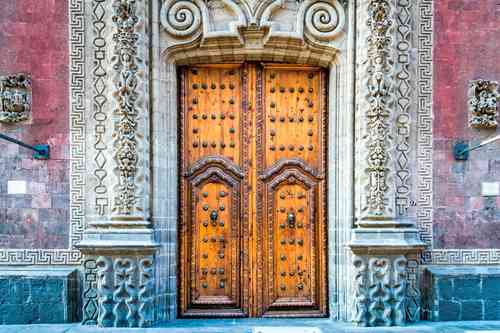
[179,64,248,317]
[258,65,327,317]
[261,66,325,171]
[188,164,242,307]
[183,65,244,166]
[179,63,327,318]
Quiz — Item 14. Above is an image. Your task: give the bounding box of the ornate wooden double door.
[179,63,328,318]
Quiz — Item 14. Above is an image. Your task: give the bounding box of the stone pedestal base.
[81,251,156,328]
[78,229,159,328]
[349,227,425,327]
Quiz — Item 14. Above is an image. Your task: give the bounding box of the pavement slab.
[2,320,500,333]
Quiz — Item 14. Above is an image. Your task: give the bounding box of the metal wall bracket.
[453,134,500,161]
[0,133,50,160]
[453,141,469,160]
[33,144,50,160]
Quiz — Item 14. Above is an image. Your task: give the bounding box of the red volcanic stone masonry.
[0,0,69,249]
[433,0,500,248]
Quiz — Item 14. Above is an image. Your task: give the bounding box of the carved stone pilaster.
[358,0,395,222]
[350,240,424,327]
[78,0,157,328]
[0,73,31,124]
[351,0,424,326]
[85,0,151,228]
[81,252,155,328]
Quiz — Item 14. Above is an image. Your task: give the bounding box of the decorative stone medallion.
[0,73,32,124]
[469,79,499,129]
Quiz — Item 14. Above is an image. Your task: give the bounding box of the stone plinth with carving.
[81,252,156,328]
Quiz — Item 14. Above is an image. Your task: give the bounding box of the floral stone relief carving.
[112,0,141,215]
[469,79,499,129]
[363,0,394,218]
[0,73,32,124]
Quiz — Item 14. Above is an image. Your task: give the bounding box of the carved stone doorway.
[178,63,328,318]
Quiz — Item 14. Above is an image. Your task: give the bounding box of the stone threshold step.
[3,321,500,333]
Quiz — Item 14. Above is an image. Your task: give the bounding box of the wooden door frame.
[177,62,329,318]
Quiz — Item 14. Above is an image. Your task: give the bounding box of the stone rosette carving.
[90,255,155,327]
[352,255,410,327]
[469,79,499,129]
[364,0,394,217]
[0,73,32,124]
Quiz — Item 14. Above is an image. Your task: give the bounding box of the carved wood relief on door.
[179,63,328,318]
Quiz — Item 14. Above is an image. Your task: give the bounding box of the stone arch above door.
[158,0,348,66]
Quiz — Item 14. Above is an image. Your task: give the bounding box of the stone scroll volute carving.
[159,0,347,65]
[160,0,203,39]
[301,0,346,41]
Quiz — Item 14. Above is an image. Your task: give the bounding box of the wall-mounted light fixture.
[0,133,49,160]
[454,134,500,161]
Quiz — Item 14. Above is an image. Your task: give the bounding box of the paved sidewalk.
[2,319,500,333]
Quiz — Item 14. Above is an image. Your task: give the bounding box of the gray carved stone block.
[469,79,499,129]
[0,267,77,324]
[82,258,99,325]
[352,255,416,327]
[82,254,155,328]
[0,73,32,124]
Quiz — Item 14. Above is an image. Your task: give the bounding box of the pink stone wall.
[0,0,69,249]
[433,0,500,249]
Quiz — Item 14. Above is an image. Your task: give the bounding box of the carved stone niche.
[469,79,500,129]
[0,73,32,124]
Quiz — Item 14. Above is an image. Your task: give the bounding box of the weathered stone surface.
[0,267,77,324]
[423,266,500,321]
[433,0,500,251]
[0,0,71,254]
[80,253,156,328]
